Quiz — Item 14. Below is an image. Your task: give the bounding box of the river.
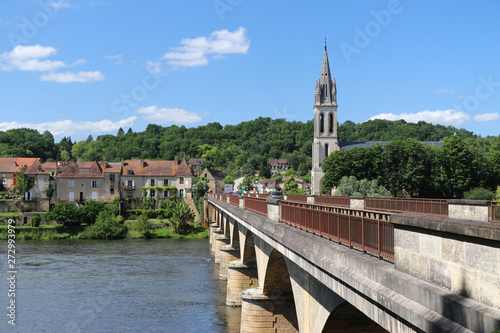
[1,239,241,332]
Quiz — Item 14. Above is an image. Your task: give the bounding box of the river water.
[0,239,241,333]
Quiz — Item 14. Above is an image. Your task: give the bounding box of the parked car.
[268,190,283,200]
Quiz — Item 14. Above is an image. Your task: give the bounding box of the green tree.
[80,200,108,224]
[46,202,80,224]
[169,200,195,234]
[45,183,55,211]
[335,176,390,197]
[284,176,298,194]
[90,210,127,239]
[463,187,496,201]
[14,165,34,196]
[117,127,125,136]
[223,175,235,185]
[241,175,254,191]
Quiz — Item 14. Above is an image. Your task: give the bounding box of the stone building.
[200,167,226,193]
[0,157,40,190]
[24,157,195,211]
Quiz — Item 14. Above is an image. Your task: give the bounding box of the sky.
[1,0,499,142]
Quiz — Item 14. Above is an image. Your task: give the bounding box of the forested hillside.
[1,118,497,179]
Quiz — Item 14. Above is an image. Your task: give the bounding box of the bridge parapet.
[392,213,500,311]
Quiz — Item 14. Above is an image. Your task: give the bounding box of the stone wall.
[392,213,500,310]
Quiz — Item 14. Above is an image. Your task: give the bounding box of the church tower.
[311,45,339,195]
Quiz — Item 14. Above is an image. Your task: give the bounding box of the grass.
[0,212,22,216]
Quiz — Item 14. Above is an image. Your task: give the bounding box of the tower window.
[319,113,324,133]
[325,143,329,158]
[329,113,334,133]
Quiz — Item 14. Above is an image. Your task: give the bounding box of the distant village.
[0,156,307,212]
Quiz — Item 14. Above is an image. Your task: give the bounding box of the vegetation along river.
[0,239,241,332]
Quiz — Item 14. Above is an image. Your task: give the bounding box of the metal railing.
[285,194,307,203]
[491,202,500,222]
[315,195,350,207]
[244,196,268,216]
[281,201,394,261]
[365,197,448,217]
[229,194,239,206]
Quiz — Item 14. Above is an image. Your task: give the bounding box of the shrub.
[87,211,127,239]
[80,200,108,224]
[463,187,496,201]
[47,202,80,224]
[30,215,41,227]
[335,176,391,197]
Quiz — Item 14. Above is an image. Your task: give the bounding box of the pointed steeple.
[316,45,337,106]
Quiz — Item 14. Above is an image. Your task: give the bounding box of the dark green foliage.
[126,209,173,219]
[30,215,41,227]
[80,200,108,224]
[193,177,209,214]
[169,200,195,234]
[322,136,498,198]
[142,198,155,210]
[0,128,56,161]
[130,214,154,238]
[46,202,80,224]
[463,188,496,201]
[45,184,55,210]
[335,176,391,197]
[87,210,127,239]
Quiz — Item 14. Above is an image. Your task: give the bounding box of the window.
[163,190,169,197]
[127,180,134,187]
[127,191,133,198]
[325,143,329,158]
[319,113,324,132]
[180,177,184,184]
[90,181,99,188]
[110,174,115,182]
[150,190,156,197]
[150,179,155,186]
[69,180,74,188]
[163,179,168,186]
[110,186,115,194]
[69,192,74,202]
[128,170,133,175]
[179,189,184,197]
[329,113,333,133]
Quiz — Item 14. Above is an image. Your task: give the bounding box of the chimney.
[174,155,178,166]
[140,158,144,168]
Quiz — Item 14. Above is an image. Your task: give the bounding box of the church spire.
[317,45,336,106]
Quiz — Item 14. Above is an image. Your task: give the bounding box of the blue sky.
[1,0,499,142]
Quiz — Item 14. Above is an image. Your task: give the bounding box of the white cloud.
[0,45,66,72]
[433,88,457,94]
[163,27,250,67]
[40,71,104,83]
[369,109,471,127]
[72,58,86,66]
[49,1,72,8]
[105,54,123,65]
[145,60,164,73]
[135,106,202,124]
[473,113,500,122]
[0,117,137,137]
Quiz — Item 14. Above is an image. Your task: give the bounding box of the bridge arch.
[323,302,388,333]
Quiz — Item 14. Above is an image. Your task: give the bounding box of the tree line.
[2,118,499,182]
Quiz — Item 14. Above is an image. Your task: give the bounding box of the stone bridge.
[205,194,500,333]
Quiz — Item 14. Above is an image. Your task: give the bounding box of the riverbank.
[0,221,208,240]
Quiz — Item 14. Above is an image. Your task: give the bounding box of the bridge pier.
[226,260,258,306]
[214,235,229,264]
[219,245,239,280]
[240,288,298,333]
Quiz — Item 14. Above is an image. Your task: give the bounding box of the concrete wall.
[448,199,490,222]
[392,213,500,311]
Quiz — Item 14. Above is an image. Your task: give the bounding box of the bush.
[128,214,154,238]
[80,200,108,224]
[47,202,80,224]
[30,215,41,227]
[463,187,496,201]
[86,211,127,239]
[335,176,391,197]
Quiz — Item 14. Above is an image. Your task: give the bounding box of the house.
[268,159,288,174]
[201,167,226,193]
[189,158,205,176]
[276,176,308,192]
[260,179,276,192]
[0,157,41,190]
[24,156,195,211]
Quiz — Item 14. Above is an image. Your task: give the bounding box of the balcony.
[125,185,135,191]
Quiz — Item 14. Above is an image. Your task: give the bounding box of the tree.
[80,200,108,224]
[169,200,195,234]
[60,150,70,161]
[335,176,390,197]
[241,175,254,191]
[86,135,94,143]
[46,202,80,224]
[45,183,55,211]
[127,127,133,134]
[90,210,127,239]
[223,175,235,185]
[260,161,272,179]
[14,165,34,195]
[283,176,299,194]
[117,127,125,136]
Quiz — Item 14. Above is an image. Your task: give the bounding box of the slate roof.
[203,167,226,180]
[339,141,444,150]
